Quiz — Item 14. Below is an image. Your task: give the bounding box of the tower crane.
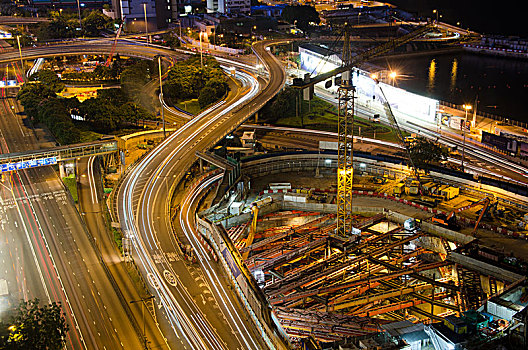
[292,23,433,237]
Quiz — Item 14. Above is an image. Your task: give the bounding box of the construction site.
[191,22,528,350]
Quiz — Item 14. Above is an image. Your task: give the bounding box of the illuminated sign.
[0,156,57,173]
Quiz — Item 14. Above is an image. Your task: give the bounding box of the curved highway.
[116,40,286,349]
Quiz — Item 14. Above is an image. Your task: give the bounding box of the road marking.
[163,270,177,287]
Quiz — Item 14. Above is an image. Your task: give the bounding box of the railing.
[439,100,528,130]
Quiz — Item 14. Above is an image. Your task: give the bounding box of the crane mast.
[336,26,356,237]
[293,23,433,237]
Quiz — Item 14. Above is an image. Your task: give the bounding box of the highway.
[0,88,143,349]
[0,39,188,65]
[77,156,168,349]
[117,40,286,349]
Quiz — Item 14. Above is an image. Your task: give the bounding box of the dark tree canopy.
[408,137,449,172]
[1,298,68,350]
[164,56,228,108]
[33,69,64,93]
[281,5,320,30]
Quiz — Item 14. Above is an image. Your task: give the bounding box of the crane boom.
[376,84,421,183]
[105,19,126,66]
[292,23,433,90]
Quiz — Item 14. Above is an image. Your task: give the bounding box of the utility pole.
[157,55,166,139]
[130,295,155,349]
[461,104,472,170]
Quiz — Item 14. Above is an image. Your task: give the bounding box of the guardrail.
[196,215,291,350]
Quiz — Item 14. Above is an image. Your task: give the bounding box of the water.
[371,1,528,123]
[379,52,528,122]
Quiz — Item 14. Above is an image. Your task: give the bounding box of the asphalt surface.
[0,90,145,349]
[117,40,286,349]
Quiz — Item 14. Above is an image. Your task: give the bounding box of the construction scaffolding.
[231,210,519,344]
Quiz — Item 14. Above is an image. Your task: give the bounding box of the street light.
[199,31,204,70]
[461,104,472,170]
[130,295,155,349]
[433,9,439,24]
[16,36,24,82]
[143,3,149,45]
[157,55,166,139]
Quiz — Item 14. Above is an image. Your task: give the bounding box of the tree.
[262,87,298,123]
[281,5,320,31]
[198,86,217,108]
[408,137,449,172]
[35,69,64,93]
[82,10,113,37]
[1,298,68,350]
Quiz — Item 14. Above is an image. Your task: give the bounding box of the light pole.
[76,0,82,32]
[433,9,439,24]
[388,71,397,86]
[461,104,472,170]
[199,31,204,70]
[157,55,166,139]
[130,295,155,349]
[16,36,24,82]
[143,3,149,45]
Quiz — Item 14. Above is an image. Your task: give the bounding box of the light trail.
[179,173,262,349]
[120,68,260,349]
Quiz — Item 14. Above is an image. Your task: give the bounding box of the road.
[0,39,188,65]
[77,156,169,349]
[117,40,286,349]
[314,85,528,185]
[0,88,143,349]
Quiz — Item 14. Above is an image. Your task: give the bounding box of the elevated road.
[0,40,188,64]
[117,40,286,348]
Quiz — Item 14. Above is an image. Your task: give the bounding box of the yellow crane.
[292,23,433,237]
[242,204,259,260]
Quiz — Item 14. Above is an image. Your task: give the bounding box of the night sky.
[388,0,528,37]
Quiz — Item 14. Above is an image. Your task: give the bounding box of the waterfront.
[376,51,528,123]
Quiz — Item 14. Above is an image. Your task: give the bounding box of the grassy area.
[274,96,407,143]
[62,174,78,203]
[176,99,202,116]
[112,227,123,252]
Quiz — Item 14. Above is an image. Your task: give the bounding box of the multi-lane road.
[116,40,286,349]
[0,89,143,348]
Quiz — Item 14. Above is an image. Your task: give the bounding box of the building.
[113,0,172,30]
[217,0,250,15]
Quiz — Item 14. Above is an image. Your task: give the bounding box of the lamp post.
[16,36,24,82]
[130,295,155,349]
[157,55,166,139]
[433,9,439,24]
[461,104,472,170]
[76,0,82,32]
[199,31,204,70]
[143,3,149,45]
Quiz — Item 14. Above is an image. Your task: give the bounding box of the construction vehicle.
[432,197,492,233]
[242,204,259,260]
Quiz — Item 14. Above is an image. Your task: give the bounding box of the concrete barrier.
[196,217,290,350]
[449,252,524,283]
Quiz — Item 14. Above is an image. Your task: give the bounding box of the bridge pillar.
[59,161,66,178]
[254,111,258,124]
